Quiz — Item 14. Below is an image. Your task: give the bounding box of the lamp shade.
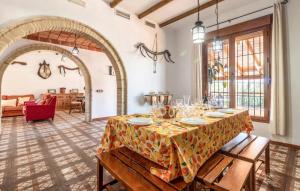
[192,21,205,44]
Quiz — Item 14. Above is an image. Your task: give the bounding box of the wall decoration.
[11,61,27,65]
[136,34,175,73]
[48,89,56,93]
[37,60,52,79]
[108,65,115,76]
[58,65,81,76]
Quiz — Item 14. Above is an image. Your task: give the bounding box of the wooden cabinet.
[41,93,84,110]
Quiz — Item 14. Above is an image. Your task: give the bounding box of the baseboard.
[270,140,300,150]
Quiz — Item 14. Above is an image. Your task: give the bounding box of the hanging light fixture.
[192,0,205,44]
[72,34,79,56]
[212,0,223,52]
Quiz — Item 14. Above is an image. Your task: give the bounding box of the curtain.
[271,1,286,135]
[191,43,203,102]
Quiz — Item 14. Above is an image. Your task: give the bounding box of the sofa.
[1,94,35,117]
[23,95,57,122]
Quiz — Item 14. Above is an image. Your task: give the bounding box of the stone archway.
[0,16,127,116]
[0,43,93,121]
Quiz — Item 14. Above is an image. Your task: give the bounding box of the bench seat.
[196,153,253,191]
[96,147,191,191]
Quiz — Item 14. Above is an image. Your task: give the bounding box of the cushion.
[1,99,17,107]
[18,97,31,106]
[37,100,46,105]
[45,97,52,105]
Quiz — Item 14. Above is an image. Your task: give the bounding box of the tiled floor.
[0,111,299,191]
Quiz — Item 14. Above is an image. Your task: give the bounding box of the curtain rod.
[206,0,288,29]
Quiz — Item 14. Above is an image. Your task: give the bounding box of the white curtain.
[191,43,203,102]
[271,1,286,135]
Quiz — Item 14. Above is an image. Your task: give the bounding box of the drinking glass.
[175,99,184,107]
[183,95,190,106]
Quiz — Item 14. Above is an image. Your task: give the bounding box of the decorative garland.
[136,34,175,73]
[58,65,81,76]
[136,43,175,64]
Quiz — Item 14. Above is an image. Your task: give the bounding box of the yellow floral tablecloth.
[98,109,253,183]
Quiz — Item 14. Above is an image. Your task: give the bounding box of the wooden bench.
[196,153,253,191]
[95,147,192,191]
[221,133,270,190]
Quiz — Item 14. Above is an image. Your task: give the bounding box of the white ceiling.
[105,0,274,30]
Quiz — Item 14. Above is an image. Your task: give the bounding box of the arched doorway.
[0,43,93,121]
[0,16,127,117]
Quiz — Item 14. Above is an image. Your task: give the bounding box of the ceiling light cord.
[197,0,200,22]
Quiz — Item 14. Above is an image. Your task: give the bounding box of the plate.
[128,117,153,126]
[205,111,226,118]
[179,118,207,125]
[218,108,235,114]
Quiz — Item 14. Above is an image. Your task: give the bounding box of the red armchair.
[23,96,57,122]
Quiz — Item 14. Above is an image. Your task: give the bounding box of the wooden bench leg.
[250,164,256,191]
[265,143,270,174]
[97,158,104,191]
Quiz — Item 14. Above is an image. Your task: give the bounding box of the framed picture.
[48,89,56,94]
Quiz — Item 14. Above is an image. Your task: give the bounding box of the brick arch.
[0,16,127,116]
[0,44,93,121]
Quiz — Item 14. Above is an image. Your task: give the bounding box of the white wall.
[0,0,169,115]
[0,39,117,119]
[2,51,85,98]
[165,0,300,145]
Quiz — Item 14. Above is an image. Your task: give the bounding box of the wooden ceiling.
[108,0,223,28]
[25,31,102,52]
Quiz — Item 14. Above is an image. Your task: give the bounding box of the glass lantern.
[192,21,205,44]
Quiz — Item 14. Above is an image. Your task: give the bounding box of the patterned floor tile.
[0,111,299,190]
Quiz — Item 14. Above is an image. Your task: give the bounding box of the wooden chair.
[220,133,270,190]
[69,93,83,114]
[195,153,253,191]
[95,147,192,191]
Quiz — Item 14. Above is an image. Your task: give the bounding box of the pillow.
[2,99,17,107]
[45,97,52,105]
[37,100,46,105]
[18,97,31,106]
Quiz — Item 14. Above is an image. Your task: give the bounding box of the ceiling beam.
[138,0,173,19]
[110,0,122,8]
[159,0,224,28]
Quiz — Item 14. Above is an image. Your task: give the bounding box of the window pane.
[235,31,265,118]
[207,39,230,108]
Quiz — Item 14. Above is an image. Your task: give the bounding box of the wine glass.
[183,95,190,106]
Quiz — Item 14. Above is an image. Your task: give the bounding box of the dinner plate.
[205,111,226,118]
[218,108,235,114]
[128,117,153,126]
[179,118,207,125]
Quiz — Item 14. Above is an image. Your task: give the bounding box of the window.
[202,16,271,122]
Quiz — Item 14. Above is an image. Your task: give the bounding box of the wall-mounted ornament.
[108,65,115,76]
[58,65,81,76]
[11,61,27,66]
[37,60,52,79]
[136,33,175,74]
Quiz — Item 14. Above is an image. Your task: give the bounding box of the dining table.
[98,108,253,183]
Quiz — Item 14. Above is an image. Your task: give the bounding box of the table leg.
[97,159,104,191]
[265,143,270,174]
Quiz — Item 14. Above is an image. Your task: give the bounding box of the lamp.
[72,34,79,55]
[212,0,223,52]
[192,0,205,44]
